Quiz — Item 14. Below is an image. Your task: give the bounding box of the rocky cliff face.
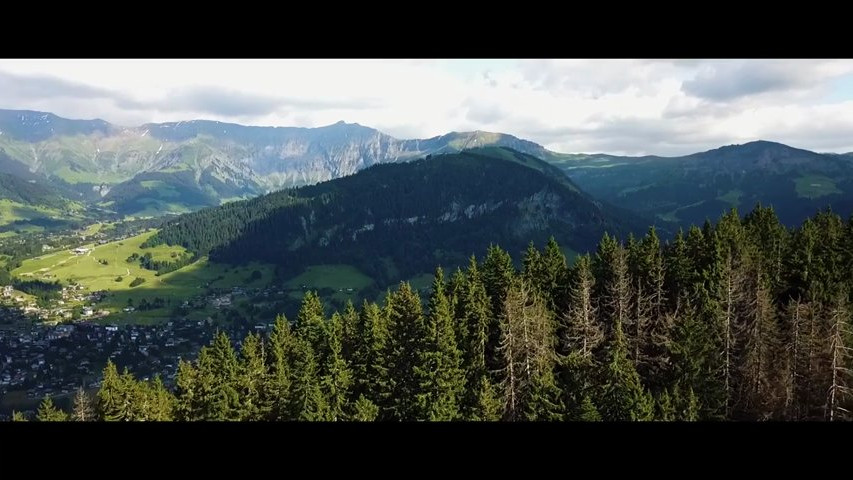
[0,110,552,193]
[0,109,560,216]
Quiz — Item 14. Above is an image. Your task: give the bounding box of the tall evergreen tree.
[267,314,294,420]
[459,257,495,419]
[340,300,360,362]
[417,267,465,420]
[238,332,269,420]
[288,335,330,421]
[482,245,516,371]
[295,291,328,364]
[380,282,428,420]
[323,311,353,421]
[97,360,130,421]
[36,396,68,422]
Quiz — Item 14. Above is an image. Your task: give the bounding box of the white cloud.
[1,59,852,155]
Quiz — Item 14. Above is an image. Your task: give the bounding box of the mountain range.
[0,108,851,230]
[145,147,647,293]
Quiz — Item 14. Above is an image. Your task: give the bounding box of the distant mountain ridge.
[0,109,552,217]
[1,108,852,228]
[145,147,647,287]
[553,140,853,227]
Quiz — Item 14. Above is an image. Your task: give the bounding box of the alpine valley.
[1,109,851,232]
[3,107,853,423]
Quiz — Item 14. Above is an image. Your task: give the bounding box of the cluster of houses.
[0,316,269,403]
[0,284,112,323]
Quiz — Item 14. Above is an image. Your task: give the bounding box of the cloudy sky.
[1,59,852,156]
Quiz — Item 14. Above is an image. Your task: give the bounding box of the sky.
[1,59,853,156]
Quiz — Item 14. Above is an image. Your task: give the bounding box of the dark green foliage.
[323,312,353,421]
[36,396,69,422]
[12,278,61,302]
[47,205,853,422]
[353,395,379,421]
[145,149,643,286]
[417,267,465,420]
[129,277,146,288]
[380,282,428,420]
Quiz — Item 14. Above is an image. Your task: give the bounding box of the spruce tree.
[98,360,129,421]
[381,282,428,420]
[288,335,330,421]
[541,236,569,312]
[353,395,379,421]
[174,359,201,421]
[295,291,328,364]
[196,332,242,420]
[417,267,465,420]
[238,332,269,420]
[148,376,175,421]
[352,301,386,404]
[340,300,360,362]
[267,314,294,420]
[596,308,654,421]
[482,245,516,371]
[323,311,353,421]
[460,257,494,418]
[36,396,68,422]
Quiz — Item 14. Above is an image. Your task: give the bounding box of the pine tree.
[540,236,569,312]
[735,264,781,419]
[147,376,175,421]
[323,311,353,421]
[195,332,242,420]
[353,395,379,421]
[11,411,27,422]
[351,301,386,404]
[98,360,130,421]
[522,241,544,294]
[36,396,68,422]
[174,359,201,421]
[632,227,671,390]
[72,387,94,422]
[340,300,360,362]
[417,267,465,420]
[381,282,428,420]
[267,314,294,420]
[596,307,654,421]
[460,257,495,418]
[664,230,691,308]
[448,268,469,358]
[295,291,328,364]
[288,335,330,421]
[238,332,269,420]
[655,389,675,421]
[482,245,516,371]
[576,395,601,421]
[470,375,502,421]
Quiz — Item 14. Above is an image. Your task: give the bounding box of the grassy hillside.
[12,230,275,324]
[550,141,853,227]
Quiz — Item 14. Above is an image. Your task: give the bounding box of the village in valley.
[0,220,369,418]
